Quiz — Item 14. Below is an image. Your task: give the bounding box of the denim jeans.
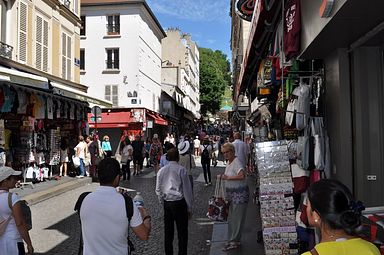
[79,158,85,176]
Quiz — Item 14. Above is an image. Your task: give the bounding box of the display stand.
[255,140,298,255]
[19,166,34,189]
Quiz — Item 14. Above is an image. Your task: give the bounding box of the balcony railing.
[106,24,120,35]
[0,42,13,59]
[105,60,119,70]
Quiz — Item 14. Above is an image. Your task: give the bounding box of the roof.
[81,0,166,37]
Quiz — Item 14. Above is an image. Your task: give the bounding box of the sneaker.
[205,183,209,187]
[208,182,212,186]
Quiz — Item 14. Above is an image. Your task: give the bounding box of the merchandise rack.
[255,140,298,255]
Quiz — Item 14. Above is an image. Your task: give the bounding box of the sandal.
[222,242,240,251]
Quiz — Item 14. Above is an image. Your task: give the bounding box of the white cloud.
[147,0,230,23]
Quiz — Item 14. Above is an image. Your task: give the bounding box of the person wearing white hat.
[178,141,196,190]
[0,167,34,255]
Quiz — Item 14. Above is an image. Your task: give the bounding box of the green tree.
[199,48,231,115]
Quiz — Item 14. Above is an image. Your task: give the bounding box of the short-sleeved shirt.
[0,191,22,240]
[224,157,249,204]
[301,238,380,255]
[75,142,87,159]
[80,186,143,255]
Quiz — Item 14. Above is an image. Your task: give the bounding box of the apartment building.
[161,28,200,124]
[80,0,166,111]
[80,0,168,143]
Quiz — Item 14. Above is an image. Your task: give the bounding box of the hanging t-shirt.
[1,85,13,112]
[47,97,54,119]
[284,0,301,60]
[17,89,28,114]
[35,95,46,119]
[10,87,19,114]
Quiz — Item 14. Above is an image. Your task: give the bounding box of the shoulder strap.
[310,248,320,255]
[74,192,92,213]
[203,145,208,150]
[8,192,12,210]
[122,193,133,221]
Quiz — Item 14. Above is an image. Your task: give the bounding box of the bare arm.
[222,169,245,181]
[131,207,151,241]
[12,202,34,254]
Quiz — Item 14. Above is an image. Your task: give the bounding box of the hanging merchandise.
[296,126,310,170]
[292,82,311,131]
[284,0,301,60]
[17,89,28,114]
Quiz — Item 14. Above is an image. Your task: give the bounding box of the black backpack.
[75,192,135,255]
[202,145,210,160]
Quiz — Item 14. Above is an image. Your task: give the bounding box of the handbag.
[72,156,81,168]
[207,175,229,222]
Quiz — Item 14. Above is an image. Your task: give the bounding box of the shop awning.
[235,0,281,99]
[0,66,49,90]
[51,82,112,108]
[146,112,168,126]
[88,111,139,128]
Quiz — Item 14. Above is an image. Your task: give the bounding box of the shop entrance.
[351,46,384,206]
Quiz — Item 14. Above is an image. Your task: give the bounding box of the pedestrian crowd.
[0,129,380,255]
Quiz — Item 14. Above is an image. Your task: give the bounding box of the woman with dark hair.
[303,179,379,255]
[59,137,69,176]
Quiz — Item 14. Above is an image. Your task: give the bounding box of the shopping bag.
[72,156,81,168]
[207,176,229,222]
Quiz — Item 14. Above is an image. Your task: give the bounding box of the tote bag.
[207,176,229,222]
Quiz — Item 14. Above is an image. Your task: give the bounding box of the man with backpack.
[200,136,213,186]
[75,158,151,255]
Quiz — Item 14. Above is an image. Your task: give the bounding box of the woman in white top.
[121,139,133,181]
[0,166,34,255]
[75,136,87,177]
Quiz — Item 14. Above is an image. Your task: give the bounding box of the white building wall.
[81,4,162,111]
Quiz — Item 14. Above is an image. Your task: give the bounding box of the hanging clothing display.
[284,0,301,60]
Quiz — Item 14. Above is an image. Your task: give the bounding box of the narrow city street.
[27,159,226,255]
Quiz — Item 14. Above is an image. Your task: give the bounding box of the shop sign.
[147,120,153,129]
[235,0,256,21]
[319,0,335,18]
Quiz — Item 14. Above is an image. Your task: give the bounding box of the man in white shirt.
[79,158,151,255]
[156,148,193,255]
[232,132,250,169]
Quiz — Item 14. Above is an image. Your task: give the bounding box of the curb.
[22,178,92,205]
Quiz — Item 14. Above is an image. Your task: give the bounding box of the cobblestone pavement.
[29,158,227,255]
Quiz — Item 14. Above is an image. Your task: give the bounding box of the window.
[106,48,119,69]
[105,85,118,106]
[18,1,27,62]
[80,49,85,70]
[106,14,120,35]
[128,92,132,97]
[61,32,72,80]
[133,91,137,97]
[80,16,86,36]
[73,0,79,15]
[131,99,137,104]
[35,14,49,72]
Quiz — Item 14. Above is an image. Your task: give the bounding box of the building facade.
[80,0,166,111]
[161,28,200,120]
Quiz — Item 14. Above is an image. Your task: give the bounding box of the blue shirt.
[101,141,112,152]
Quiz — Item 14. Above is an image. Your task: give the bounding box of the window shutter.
[112,85,118,106]
[107,15,113,26]
[115,15,120,32]
[67,36,71,79]
[19,1,28,62]
[43,20,49,72]
[36,16,42,70]
[62,33,66,79]
[105,85,111,101]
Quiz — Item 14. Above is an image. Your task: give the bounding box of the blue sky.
[146,0,232,60]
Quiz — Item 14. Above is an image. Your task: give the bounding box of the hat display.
[178,141,190,155]
[0,166,22,182]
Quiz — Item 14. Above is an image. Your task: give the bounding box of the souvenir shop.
[0,80,90,183]
[233,0,384,254]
